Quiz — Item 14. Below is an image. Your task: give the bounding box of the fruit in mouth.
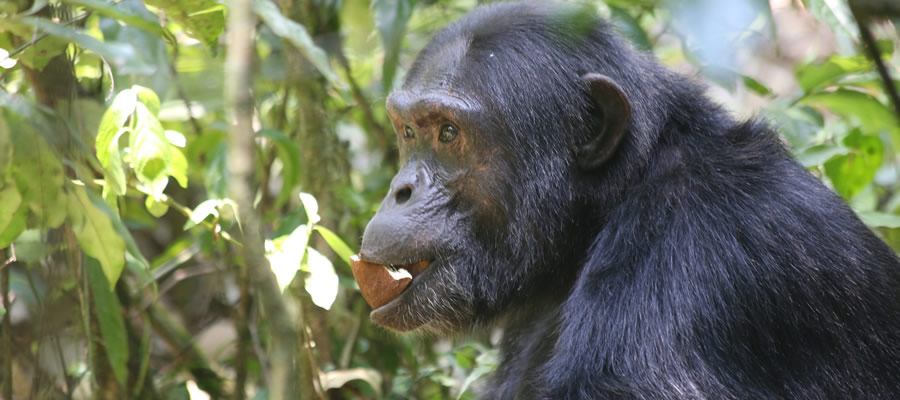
[350,255,431,309]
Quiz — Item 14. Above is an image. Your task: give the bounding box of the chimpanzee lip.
[364,258,433,310]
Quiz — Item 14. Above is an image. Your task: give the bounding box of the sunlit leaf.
[320,368,383,398]
[300,192,321,225]
[144,0,224,48]
[302,248,339,309]
[61,0,171,40]
[69,185,126,287]
[129,102,172,194]
[314,225,354,268]
[132,84,161,115]
[86,256,129,387]
[266,224,311,292]
[145,195,169,217]
[169,147,188,188]
[184,199,220,230]
[97,89,137,166]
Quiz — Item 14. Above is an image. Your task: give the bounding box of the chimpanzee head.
[354,2,645,334]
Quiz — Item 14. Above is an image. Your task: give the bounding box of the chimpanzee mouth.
[350,255,432,310]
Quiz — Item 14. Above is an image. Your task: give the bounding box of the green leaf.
[253,0,339,85]
[61,0,171,40]
[96,89,137,166]
[373,0,415,92]
[169,147,189,188]
[69,186,126,287]
[796,55,872,92]
[145,195,169,217]
[795,144,848,167]
[10,133,67,229]
[143,0,224,48]
[0,207,26,249]
[257,129,300,208]
[129,102,172,193]
[84,189,152,281]
[101,128,129,196]
[801,89,898,134]
[0,305,5,319]
[824,130,883,200]
[86,256,129,387]
[0,91,64,146]
[857,211,900,229]
[742,75,772,96]
[0,183,25,248]
[17,17,148,73]
[132,85,161,116]
[314,226,354,268]
[0,111,10,172]
[303,247,338,310]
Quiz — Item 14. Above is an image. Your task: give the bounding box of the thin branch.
[1,245,12,400]
[852,12,900,123]
[234,246,251,400]
[225,2,307,399]
[336,52,390,152]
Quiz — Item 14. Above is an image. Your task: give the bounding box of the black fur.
[369,2,900,398]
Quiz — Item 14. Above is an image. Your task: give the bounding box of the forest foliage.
[0,0,898,399]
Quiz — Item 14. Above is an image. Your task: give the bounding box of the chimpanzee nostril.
[395,185,413,204]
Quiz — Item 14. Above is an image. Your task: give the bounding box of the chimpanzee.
[350,2,900,399]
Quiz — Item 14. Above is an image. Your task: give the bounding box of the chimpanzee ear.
[576,73,632,171]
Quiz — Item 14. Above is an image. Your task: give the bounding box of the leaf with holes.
[824,130,883,200]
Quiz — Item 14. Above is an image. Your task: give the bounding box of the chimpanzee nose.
[386,162,428,208]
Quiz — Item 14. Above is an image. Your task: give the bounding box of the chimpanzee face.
[351,4,630,334]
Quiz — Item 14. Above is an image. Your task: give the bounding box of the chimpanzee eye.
[439,124,458,143]
[403,126,415,140]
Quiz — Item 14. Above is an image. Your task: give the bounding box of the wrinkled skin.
[354,2,900,399]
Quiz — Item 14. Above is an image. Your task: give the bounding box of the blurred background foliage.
[0,0,898,398]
